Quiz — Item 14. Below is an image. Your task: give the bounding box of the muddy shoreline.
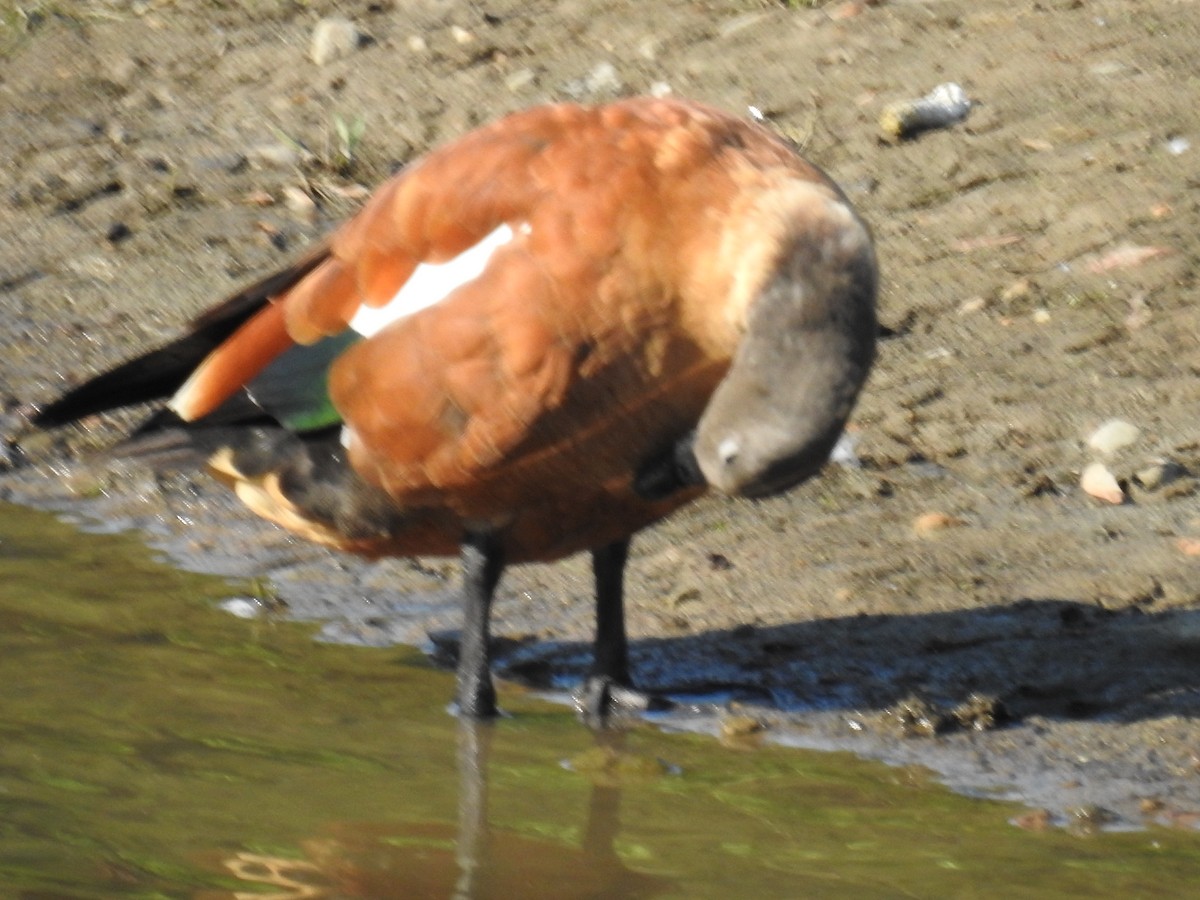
[3,0,1199,830]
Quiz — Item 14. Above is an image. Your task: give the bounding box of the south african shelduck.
[34,97,877,722]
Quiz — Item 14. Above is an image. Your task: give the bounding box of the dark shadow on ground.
[489,600,1200,728]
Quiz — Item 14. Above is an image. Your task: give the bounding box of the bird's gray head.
[695,197,877,498]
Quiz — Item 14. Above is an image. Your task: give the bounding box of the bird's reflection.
[218,721,671,899]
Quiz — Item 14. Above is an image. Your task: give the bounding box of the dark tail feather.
[32,241,331,428]
[33,335,238,427]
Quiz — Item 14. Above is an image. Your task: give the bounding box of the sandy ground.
[2,0,1199,830]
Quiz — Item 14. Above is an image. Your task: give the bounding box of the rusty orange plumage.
[34,97,878,721]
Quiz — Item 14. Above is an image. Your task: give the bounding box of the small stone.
[879,83,972,141]
[1133,460,1184,491]
[249,142,302,169]
[957,296,987,314]
[951,693,1008,731]
[564,61,624,99]
[587,61,622,94]
[1000,277,1033,303]
[1032,308,1051,323]
[504,68,536,93]
[828,1,865,20]
[282,185,317,222]
[1068,805,1116,835]
[718,12,769,38]
[830,431,860,468]
[913,512,965,537]
[1176,537,1200,557]
[1020,137,1054,152]
[1012,809,1054,832]
[1080,462,1125,504]
[1125,292,1151,331]
[105,222,133,244]
[649,81,673,98]
[720,715,764,740]
[311,16,362,66]
[220,598,262,619]
[1084,243,1171,274]
[106,54,140,87]
[242,189,275,207]
[450,25,474,44]
[1087,419,1140,455]
[406,34,428,53]
[1165,136,1190,156]
[637,37,661,60]
[887,695,944,738]
[67,254,117,283]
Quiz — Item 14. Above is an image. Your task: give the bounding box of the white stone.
[1080,462,1125,504]
[220,598,262,619]
[505,68,536,93]
[311,16,361,66]
[1087,419,1140,455]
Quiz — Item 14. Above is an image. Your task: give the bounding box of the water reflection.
[5,500,1200,899]
[221,723,670,900]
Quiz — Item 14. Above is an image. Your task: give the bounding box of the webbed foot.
[574,675,672,728]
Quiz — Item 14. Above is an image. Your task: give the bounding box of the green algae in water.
[1,500,1199,898]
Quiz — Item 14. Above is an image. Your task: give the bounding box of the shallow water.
[2,501,1198,899]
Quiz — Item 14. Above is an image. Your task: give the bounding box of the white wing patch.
[348,224,516,337]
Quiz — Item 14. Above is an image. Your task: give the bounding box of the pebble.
[249,141,303,169]
[105,54,140,88]
[637,37,661,60]
[1087,419,1140,455]
[1085,243,1171,274]
[879,82,972,141]
[311,16,362,66]
[1165,136,1190,156]
[830,431,860,468]
[587,61,622,93]
[282,185,317,222]
[67,254,117,282]
[1133,461,1184,491]
[242,189,275,207]
[718,12,769,38]
[828,1,866,19]
[504,68,536,93]
[1000,277,1033,303]
[1080,462,1125,504]
[913,512,965,537]
[220,598,263,619]
[720,715,764,740]
[106,222,133,244]
[563,61,623,99]
[1012,808,1055,832]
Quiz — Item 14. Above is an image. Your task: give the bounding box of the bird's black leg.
[591,537,632,688]
[456,530,506,719]
[576,537,671,726]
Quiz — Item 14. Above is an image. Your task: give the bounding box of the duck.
[33,96,878,722]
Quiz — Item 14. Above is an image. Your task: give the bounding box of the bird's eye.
[717,437,740,467]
